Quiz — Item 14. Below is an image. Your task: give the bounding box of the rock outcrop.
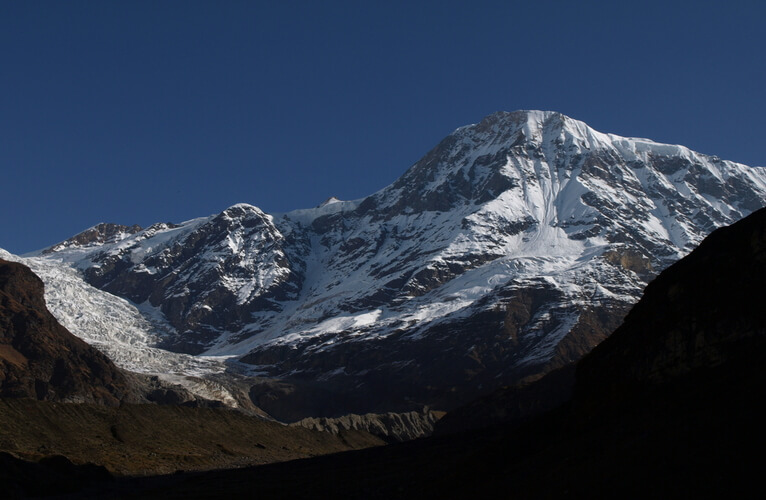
[0,259,136,405]
[293,408,441,442]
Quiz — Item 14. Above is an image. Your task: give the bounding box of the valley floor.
[96,367,764,499]
[0,399,383,480]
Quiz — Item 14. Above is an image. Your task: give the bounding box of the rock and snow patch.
[0,248,238,406]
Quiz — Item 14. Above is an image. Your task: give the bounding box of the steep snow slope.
[26,110,766,417]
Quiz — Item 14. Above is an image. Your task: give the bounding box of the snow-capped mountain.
[16,110,766,418]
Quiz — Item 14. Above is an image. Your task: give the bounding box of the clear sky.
[1,1,764,254]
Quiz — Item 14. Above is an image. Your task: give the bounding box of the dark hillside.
[0,259,135,405]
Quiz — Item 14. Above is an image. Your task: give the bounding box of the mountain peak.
[319,196,342,208]
[477,109,563,125]
[224,203,261,213]
[219,203,271,223]
[42,222,142,255]
[469,110,564,135]
[463,110,603,151]
[359,108,766,226]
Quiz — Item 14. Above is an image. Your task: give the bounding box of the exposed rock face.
[42,223,142,254]
[292,408,440,442]
[0,259,135,405]
[26,110,766,418]
[77,206,307,353]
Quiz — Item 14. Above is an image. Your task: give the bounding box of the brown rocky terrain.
[0,399,383,477]
[0,258,220,409]
[0,259,138,405]
[42,223,143,254]
[0,398,383,497]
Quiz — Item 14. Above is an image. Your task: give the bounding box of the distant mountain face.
[22,110,766,418]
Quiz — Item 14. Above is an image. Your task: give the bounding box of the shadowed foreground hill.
[121,206,766,498]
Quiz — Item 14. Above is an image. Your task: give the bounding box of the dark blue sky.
[2,1,764,254]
